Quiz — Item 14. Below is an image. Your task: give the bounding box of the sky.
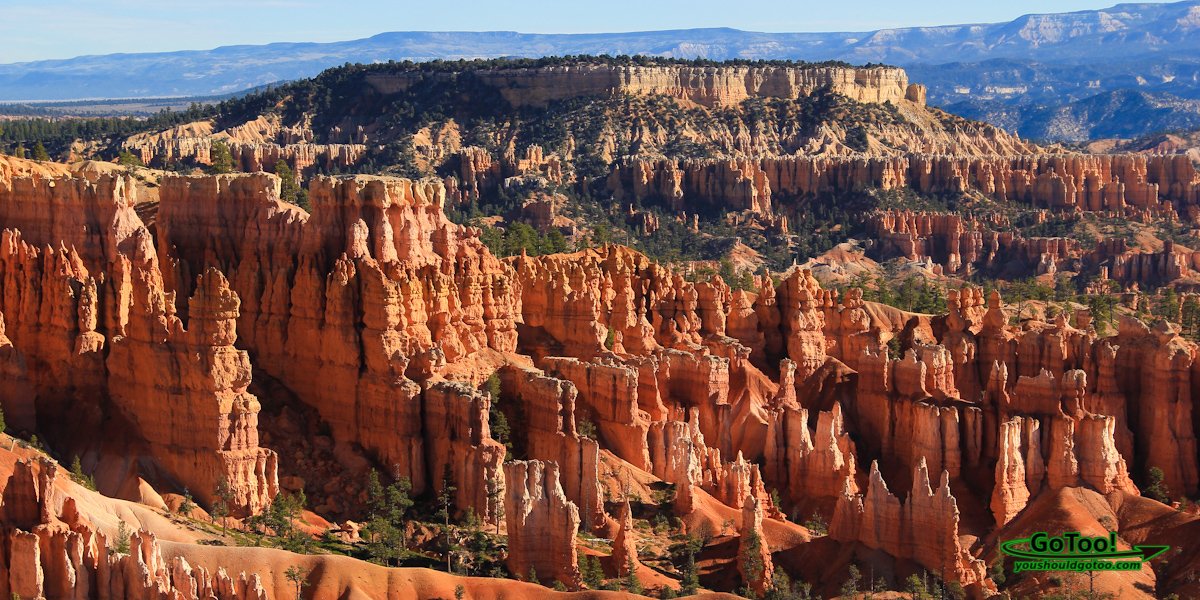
[0,0,1167,63]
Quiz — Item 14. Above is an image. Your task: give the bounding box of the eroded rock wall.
[367,65,917,109]
[0,168,278,515]
[503,460,582,589]
[609,153,1199,221]
[155,174,520,498]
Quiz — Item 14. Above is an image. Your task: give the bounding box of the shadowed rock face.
[5,153,1200,598]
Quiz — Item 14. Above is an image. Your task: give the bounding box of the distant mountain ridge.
[947,88,1200,141]
[2,1,1199,102]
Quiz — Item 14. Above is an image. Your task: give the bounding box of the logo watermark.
[1001,532,1167,573]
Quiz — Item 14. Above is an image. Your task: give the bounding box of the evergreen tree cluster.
[362,469,414,566]
[477,222,569,258]
[846,273,949,315]
[0,102,215,157]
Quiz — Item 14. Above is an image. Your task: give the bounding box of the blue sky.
[1,0,1160,63]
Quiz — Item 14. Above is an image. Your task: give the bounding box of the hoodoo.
[3,50,1200,600]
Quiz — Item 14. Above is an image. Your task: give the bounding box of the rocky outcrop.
[831,460,986,586]
[853,346,975,482]
[869,208,1200,284]
[990,419,1030,526]
[509,246,783,465]
[422,381,508,525]
[0,527,271,600]
[646,412,717,512]
[497,365,606,530]
[610,499,641,580]
[764,404,859,501]
[455,146,564,201]
[503,460,582,589]
[122,116,366,180]
[738,494,773,596]
[541,356,650,471]
[10,151,1200,596]
[775,270,831,380]
[106,264,279,515]
[869,209,1086,278]
[1112,317,1199,497]
[989,413,1137,526]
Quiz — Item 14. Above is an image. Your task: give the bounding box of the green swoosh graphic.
[1001,538,1168,562]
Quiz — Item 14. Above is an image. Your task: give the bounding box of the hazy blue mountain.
[2,1,1199,101]
[909,58,1200,106]
[947,88,1200,141]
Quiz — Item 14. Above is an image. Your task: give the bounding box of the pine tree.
[438,463,458,572]
[485,473,503,535]
[906,574,928,600]
[115,521,130,554]
[625,556,642,595]
[273,160,310,211]
[179,487,197,516]
[117,150,143,168]
[490,407,511,459]
[583,554,604,589]
[438,463,457,527]
[841,564,861,598]
[484,372,501,399]
[545,228,568,254]
[31,142,49,162]
[69,456,96,490]
[680,547,700,595]
[740,530,766,597]
[387,472,414,549]
[367,469,386,519]
[1159,287,1181,323]
[284,565,310,600]
[1146,466,1171,503]
[1182,296,1200,340]
[209,140,233,174]
[212,478,234,536]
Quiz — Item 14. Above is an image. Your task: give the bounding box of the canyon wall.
[870,208,1200,284]
[122,116,365,179]
[830,460,987,586]
[366,64,921,109]
[609,153,1200,218]
[605,152,1200,284]
[0,167,277,515]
